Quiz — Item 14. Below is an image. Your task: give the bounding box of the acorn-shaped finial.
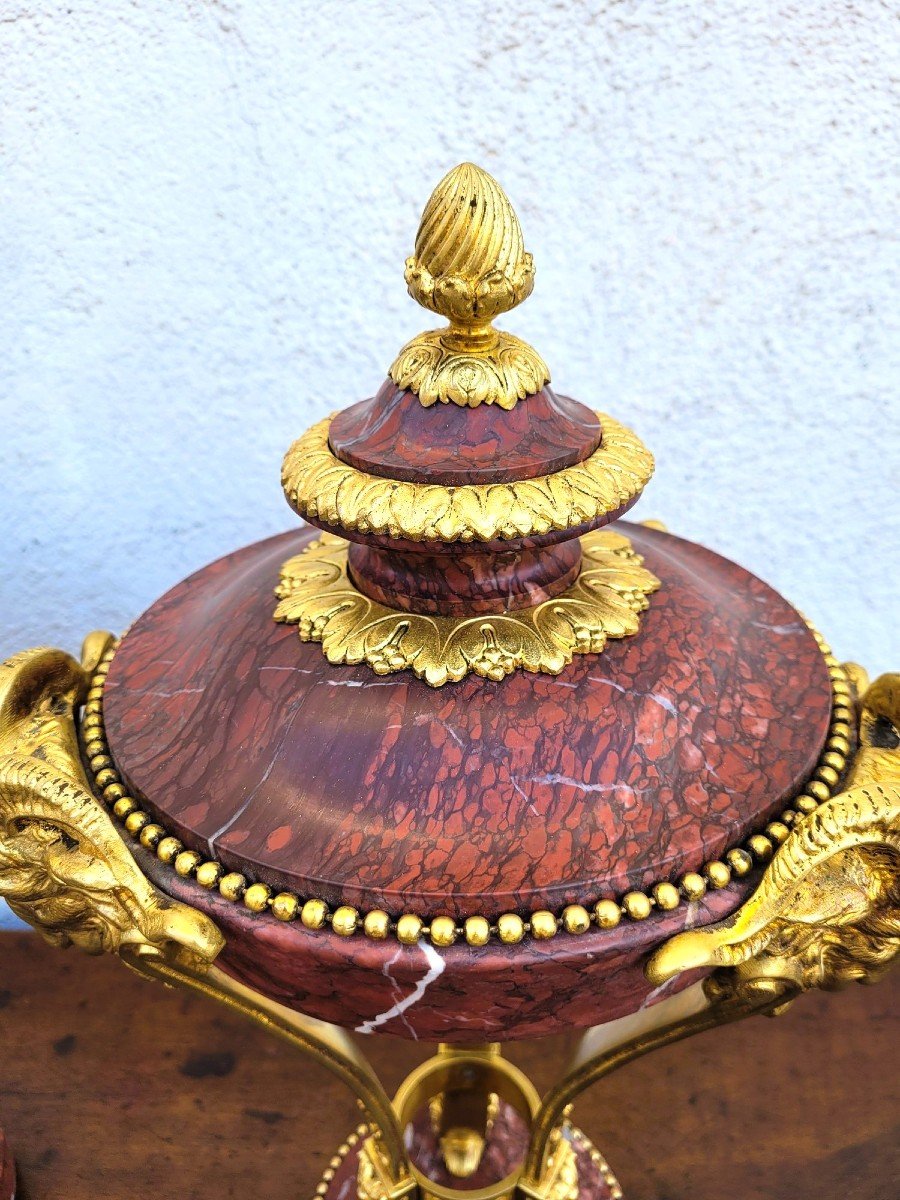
[390,163,549,408]
[404,163,535,329]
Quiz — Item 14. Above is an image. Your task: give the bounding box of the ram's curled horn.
[646,783,900,987]
[848,672,900,788]
[0,644,224,971]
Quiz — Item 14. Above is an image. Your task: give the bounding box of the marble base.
[317,1112,622,1200]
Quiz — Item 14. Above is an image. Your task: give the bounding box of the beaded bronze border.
[313,1125,367,1200]
[81,628,853,949]
[569,1126,623,1200]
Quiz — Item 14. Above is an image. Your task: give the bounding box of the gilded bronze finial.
[390,163,550,409]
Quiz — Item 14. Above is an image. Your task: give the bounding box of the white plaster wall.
[0,1,897,927]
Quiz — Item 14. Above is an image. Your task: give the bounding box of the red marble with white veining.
[324,381,620,614]
[311,494,640,614]
[104,522,832,923]
[329,382,602,485]
[134,840,749,1042]
[347,538,582,616]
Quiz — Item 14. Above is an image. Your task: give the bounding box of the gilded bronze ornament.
[520,670,900,1196]
[22,633,884,1200]
[0,640,411,1187]
[390,163,549,410]
[647,672,900,999]
[281,411,654,544]
[0,640,220,968]
[274,527,660,686]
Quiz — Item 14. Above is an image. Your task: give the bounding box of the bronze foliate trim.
[281,411,654,544]
[390,328,549,412]
[273,528,660,688]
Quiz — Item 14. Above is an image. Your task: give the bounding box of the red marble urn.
[85,161,843,1045]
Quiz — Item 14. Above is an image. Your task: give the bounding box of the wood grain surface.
[0,933,897,1200]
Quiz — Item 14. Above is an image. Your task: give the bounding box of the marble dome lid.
[101,523,834,922]
[83,165,848,1039]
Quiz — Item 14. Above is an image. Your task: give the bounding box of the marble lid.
[102,521,833,926]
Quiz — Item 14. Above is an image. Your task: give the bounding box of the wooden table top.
[0,933,897,1200]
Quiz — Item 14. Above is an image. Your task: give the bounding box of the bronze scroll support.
[0,639,412,1193]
